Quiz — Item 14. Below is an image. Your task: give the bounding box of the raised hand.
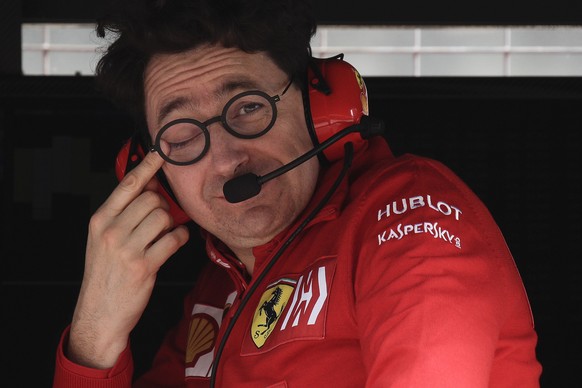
[67,149,190,368]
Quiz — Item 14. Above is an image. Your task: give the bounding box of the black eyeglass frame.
[150,78,294,166]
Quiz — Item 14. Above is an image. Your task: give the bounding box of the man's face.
[144,45,319,253]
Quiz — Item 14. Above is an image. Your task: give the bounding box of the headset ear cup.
[115,137,191,225]
[307,57,370,161]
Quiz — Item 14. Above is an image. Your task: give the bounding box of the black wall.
[16,0,582,24]
[2,75,581,386]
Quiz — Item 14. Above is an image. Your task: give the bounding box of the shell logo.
[186,313,218,364]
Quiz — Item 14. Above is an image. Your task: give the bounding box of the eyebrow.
[156,79,261,127]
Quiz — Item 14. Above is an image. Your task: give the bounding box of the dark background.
[2,0,581,386]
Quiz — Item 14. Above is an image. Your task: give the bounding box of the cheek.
[271,95,314,154]
[291,113,314,152]
[289,155,319,209]
[162,167,203,208]
[267,120,314,159]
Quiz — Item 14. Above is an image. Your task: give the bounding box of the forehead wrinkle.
[146,46,271,103]
[150,70,207,127]
[151,51,245,100]
[144,55,190,99]
[155,76,263,127]
[146,47,276,127]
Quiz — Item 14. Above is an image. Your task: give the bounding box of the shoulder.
[346,145,509,259]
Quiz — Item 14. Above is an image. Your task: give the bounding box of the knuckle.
[151,207,172,228]
[157,231,183,254]
[100,225,121,246]
[119,173,139,193]
[170,230,187,247]
[142,190,165,208]
[89,211,107,230]
[125,258,149,278]
[117,259,151,283]
[169,227,189,247]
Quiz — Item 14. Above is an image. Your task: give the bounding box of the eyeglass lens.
[156,91,277,165]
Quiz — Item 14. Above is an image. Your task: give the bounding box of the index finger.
[105,149,166,215]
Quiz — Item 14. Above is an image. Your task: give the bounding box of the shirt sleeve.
[353,156,541,387]
[53,325,134,388]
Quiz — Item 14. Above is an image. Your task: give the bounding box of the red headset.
[115,55,371,225]
[305,54,369,162]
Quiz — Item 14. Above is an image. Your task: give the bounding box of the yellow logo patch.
[251,283,295,348]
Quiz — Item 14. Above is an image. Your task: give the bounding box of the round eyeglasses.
[150,79,293,166]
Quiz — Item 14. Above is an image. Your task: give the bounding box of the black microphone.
[223,116,385,203]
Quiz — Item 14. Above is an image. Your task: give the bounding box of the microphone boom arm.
[260,123,358,184]
[223,116,385,203]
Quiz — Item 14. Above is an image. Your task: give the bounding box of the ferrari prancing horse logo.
[251,283,295,348]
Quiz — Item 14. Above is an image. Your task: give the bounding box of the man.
[53,0,542,386]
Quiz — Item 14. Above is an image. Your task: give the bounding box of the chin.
[214,218,281,251]
[228,203,290,241]
[209,179,306,245]
[241,205,284,232]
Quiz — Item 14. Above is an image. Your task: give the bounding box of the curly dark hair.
[94,0,317,128]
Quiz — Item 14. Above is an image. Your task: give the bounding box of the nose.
[207,121,250,176]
